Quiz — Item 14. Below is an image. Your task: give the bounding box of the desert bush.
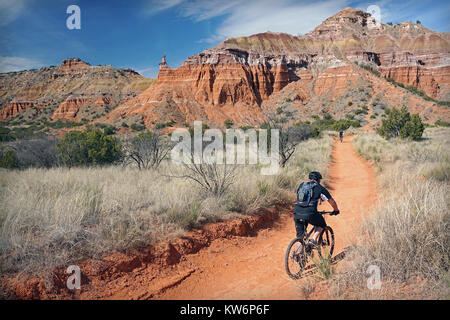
[122,130,172,170]
[378,106,424,140]
[0,150,19,169]
[435,120,450,127]
[399,114,424,140]
[56,130,122,167]
[224,119,234,129]
[14,136,59,168]
[173,161,238,196]
[0,127,14,142]
[302,114,360,133]
[263,114,313,167]
[130,123,145,131]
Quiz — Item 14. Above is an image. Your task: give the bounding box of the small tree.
[123,130,172,169]
[264,114,312,167]
[15,136,58,168]
[378,106,411,139]
[378,106,424,140]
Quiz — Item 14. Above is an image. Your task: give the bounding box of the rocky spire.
[159,55,168,69]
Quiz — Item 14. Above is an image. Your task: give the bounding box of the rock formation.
[106,7,448,128]
[52,96,113,120]
[0,58,153,122]
[1,7,449,129]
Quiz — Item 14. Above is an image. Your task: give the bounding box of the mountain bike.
[285,211,335,280]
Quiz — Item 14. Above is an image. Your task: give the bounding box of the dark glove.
[331,210,340,216]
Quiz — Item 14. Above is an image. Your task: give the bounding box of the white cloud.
[356,0,450,30]
[205,0,350,42]
[0,0,29,26]
[136,66,159,78]
[0,56,43,73]
[145,0,350,43]
[145,0,185,15]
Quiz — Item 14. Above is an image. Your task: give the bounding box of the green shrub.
[308,114,360,133]
[56,130,122,167]
[378,106,410,139]
[345,114,355,120]
[378,106,424,140]
[130,123,145,131]
[400,114,425,140]
[103,125,116,135]
[0,127,14,142]
[359,64,381,77]
[165,202,202,230]
[435,120,450,127]
[0,150,20,169]
[224,119,234,129]
[154,121,174,130]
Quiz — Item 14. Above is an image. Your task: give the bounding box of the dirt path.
[72,135,376,300]
[108,135,376,300]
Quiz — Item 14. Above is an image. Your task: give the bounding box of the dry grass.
[325,127,450,299]
[0,134,334,274]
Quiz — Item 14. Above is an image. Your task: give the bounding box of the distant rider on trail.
[339,131,343,143]
[293,171,340,246]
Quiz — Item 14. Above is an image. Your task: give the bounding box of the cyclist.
[339,131,343,143]
[293,171,340,247]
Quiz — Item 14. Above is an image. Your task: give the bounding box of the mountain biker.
[339,131,343,143]
[293,171,340,247]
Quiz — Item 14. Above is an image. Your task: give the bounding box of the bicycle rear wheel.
[318,226,335,258]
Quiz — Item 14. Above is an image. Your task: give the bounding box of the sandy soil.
[2,135,377,300]
[123,135,376,300]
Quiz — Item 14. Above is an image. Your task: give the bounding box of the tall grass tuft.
[0,134,335,274]
[327,127,450,299]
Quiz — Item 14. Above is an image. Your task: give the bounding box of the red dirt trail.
[2,135,377,299]
[106,135,376,299]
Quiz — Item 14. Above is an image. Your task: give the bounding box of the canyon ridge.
[1,7,449,132]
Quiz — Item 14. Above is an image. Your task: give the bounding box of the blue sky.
[0,0,449,77]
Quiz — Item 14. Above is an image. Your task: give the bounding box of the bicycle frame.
[302,211,332,239]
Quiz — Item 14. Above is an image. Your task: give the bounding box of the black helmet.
[309,171,322,181]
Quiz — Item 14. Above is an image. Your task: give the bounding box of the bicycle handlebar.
[318,211,334,215]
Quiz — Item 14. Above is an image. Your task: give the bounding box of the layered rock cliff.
[2,7,448,130]
[0,59,153,122]
[108,7,448,128]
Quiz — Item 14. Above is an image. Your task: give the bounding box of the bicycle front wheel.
[318,226,335,258]
[285,238,307,279]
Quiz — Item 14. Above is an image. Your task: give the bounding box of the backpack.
[296,181,318,207]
